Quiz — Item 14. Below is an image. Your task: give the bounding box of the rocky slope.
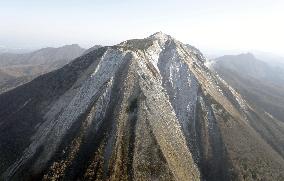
[0,33,283,181]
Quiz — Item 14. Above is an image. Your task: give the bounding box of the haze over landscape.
[1,0,284,57]
[1,1,284,181]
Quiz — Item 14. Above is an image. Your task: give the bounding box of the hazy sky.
[1,0,284,55]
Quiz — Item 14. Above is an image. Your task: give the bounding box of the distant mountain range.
[210,53,284,122]
[253,51,284,68]
[0,44,86,66]
[0,45,103,93]
[0,33,283,181]
[0,47,31,54]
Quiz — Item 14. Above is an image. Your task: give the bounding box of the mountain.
[252,51,284,68]
[211,53,284,122]
[0,33,283,181]
[0,47,31,54]
[0,44,85,66]
[83,45,103,55]
[0,70,15,83]
[0,44,86,93]
[212,53,284,83]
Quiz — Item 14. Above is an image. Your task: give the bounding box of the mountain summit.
[0,33,283,181]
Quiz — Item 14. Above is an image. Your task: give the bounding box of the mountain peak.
[62,44,82,48]
[239,52,255,59]
[118,32,174,51]
[1,33,284,181]
[148,31,172,43]
[149,31,170,38]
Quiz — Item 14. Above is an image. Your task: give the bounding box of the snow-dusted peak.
[149,31,170,39]
[146,32,173,50]
[148,31,174,44]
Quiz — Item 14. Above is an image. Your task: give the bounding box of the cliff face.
[0,33,283,181]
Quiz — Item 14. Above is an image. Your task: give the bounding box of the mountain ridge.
[0,32,283,181]
[211,53,284,123]
[0,44,87,93]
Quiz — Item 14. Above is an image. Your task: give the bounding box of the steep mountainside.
[211,53,284,122]
[0,33,283,181]
[0,45,86,93]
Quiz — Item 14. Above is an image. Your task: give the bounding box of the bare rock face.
[0,33,283,181]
